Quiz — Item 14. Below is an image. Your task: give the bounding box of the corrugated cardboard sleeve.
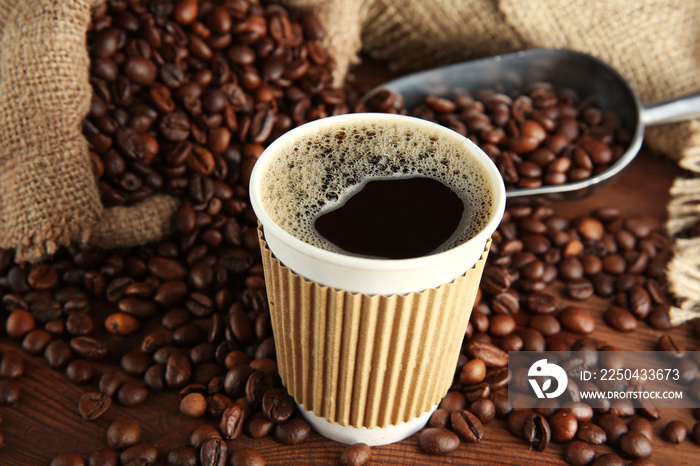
[258,226,490,429]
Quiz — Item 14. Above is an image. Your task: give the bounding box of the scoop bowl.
[363,48,700,202]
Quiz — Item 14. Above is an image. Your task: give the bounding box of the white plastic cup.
[250,113,506,445]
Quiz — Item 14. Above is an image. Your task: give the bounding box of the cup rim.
[249,113,506,272]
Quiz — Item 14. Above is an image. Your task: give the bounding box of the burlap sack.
[281,0,700,321]
[0,0,179,264]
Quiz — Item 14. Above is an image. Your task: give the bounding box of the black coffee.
[314,176,465,259]
[259,120,495,256]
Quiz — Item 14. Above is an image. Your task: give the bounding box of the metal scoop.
[363,48,700,202]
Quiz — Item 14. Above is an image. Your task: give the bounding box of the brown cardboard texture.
[259,226,490,429]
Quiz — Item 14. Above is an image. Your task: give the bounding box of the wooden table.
[1,146,698,465]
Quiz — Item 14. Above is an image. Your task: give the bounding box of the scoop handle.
[643,90,700,126]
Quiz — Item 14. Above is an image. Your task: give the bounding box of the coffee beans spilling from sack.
[85,0,345,208]
[362,87,632,191]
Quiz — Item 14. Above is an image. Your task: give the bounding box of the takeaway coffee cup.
[250,113,506,445]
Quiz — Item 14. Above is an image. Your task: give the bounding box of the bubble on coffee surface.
[260,120,494,255]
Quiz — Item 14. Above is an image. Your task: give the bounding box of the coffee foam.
[260,119,495,256]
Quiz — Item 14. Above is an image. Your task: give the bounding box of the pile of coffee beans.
[415,204,700,462]
[86,0,344,208]
[362,87,632,192]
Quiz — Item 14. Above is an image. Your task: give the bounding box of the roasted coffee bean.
[470,399,496,424]
[87,447,118,466]
[227,447,265,466]
[619,431,652,459]
[189,424,222,449]
[338,443,370,466]
[70,336,108,360]
[465,341,508,367]
[429,408,450,428]
[118,298,157,319]
[597,413,628,445]
[148,257,188,281]
[245,411,276,439]
[28,265,59,290]
[499,334,523,352]
[117,382,148,407]
[439,391,466,412]
[119,443,158,465]
[591,454,625,466]
[558,307,594,334]
[663,420,687,443]
[23,328,52,354]
[549,411,578,443]
[0,351,24,379]
[6,310,35,339]
[560,402,593,422]
[261,388,294,422]
[576,421,607,444]
[107,418,142,450]
[274,418,311,445]
[491,291,520,315]
[418,427,460,455]
[245,370,273,407]
[488,314,516,336]
[525,292,559,314]
[693,421,700,443]
[450,409,484,443]
[528,314,561,336]
[523,412,551,451]
[49,453,86,466]
[483,367,511,391]
[506,410,533,438]
[180,392,207,418]
[224,364,255,400]
[66,359,95,384]
[220,402,245,440]
[166,446,198,466]
[105,312,140,335]
[657,334,685,357]
[628,285,651,318]
[648,305,673,329]
[45,339,73,369]
[99,371,124,397]
[79,392,111,421]
[65,312,94,336]
[518,328,546,352]
[0,379,20,405]
[604,306,637,332]
[563,440,596,466]
[166,351,192,389]
[628,417,653,441]
[565,278,595,300]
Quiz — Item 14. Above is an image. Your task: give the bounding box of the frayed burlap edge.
[0,0,178,263]
[279,0,363,87]
[91,195,181,250]
[665,121,700,325]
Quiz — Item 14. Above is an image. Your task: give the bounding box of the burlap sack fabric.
[0,0,179,263]
[281,0,700,319]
